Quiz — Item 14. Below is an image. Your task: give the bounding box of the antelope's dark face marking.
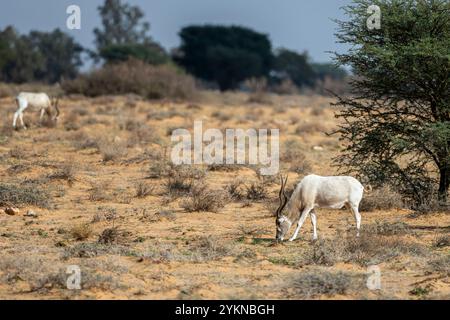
[276,216,291,241]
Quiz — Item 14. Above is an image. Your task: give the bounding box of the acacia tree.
[333,0,449,206]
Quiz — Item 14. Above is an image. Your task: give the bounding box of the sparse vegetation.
[0,182,51,208]
[289,270,364,298]
[0,86,446,300]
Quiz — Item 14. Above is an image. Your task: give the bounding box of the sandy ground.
[0,92,448,300]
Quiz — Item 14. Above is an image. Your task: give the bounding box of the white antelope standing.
[275,174,365,242]
[13,92,60,129]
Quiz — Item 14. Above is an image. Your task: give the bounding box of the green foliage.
[312,62,348,81]
[0,26,83,84]
[29,29,83,83]
[333,0,450,206]
[175,25,273,90]
[93,0,166,66]
[94,0,152,49]
[99,43,168,65]
[272,49,317,88]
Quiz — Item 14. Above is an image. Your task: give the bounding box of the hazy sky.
[0,0,351,63]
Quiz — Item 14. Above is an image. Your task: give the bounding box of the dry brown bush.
[363,221,413,236]
[165,165,207,195]
[88,181,112,202]
[98,139,128,162]
[181,183,230,213]
[62,59,196,100]
[225,179,247,201]
[70,131,100,150]
[359,186,404,212]
[47,162,77,186]
[246,78,272,104]
[70,223,93,241]
[9,146,27,159]
[98,227,131,245]
[190,236,231,261]
[433,235,450,248]
[427,255,450,276]
[0,182,51,208]
[134,181,155,198]
[304,232,428,267]
[245,181,269,200]
[289,270,364,298]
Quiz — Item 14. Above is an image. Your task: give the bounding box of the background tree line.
[0,0,347,91]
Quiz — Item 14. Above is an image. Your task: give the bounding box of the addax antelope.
[275,174,365,242]
[13,92,60,129]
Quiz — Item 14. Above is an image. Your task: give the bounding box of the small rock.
[25,210,38,217]
[4,207,20,216]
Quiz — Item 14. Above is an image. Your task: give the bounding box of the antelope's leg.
[310,210,318,240]
[289,207,313,242]
[19,112,26,129]
[350,204,361,237]
[40,108,46,122]
[13,111,19,128]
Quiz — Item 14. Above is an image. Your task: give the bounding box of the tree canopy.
[94,0,168,65]
[272,49,317,88]
[175,25,273,90]
[333,0,450,206]
[0,27,83,83]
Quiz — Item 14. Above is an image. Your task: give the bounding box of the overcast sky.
[0,0,351,64]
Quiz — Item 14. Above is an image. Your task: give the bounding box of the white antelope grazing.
[275,174,365,242]
[13,92,60,129]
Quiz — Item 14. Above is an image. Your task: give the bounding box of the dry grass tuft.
[47,162,77,186]
[433,235,450,248]
[70,223,93,241]
[134,181,155,198]
[98,227,131,245]
[289,270,364,298]
[98,139,128,163]
[165,165,207,195]
[88,181,112,202]
[303,231,428,267]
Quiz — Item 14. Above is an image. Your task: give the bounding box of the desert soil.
[0,92,448,300]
